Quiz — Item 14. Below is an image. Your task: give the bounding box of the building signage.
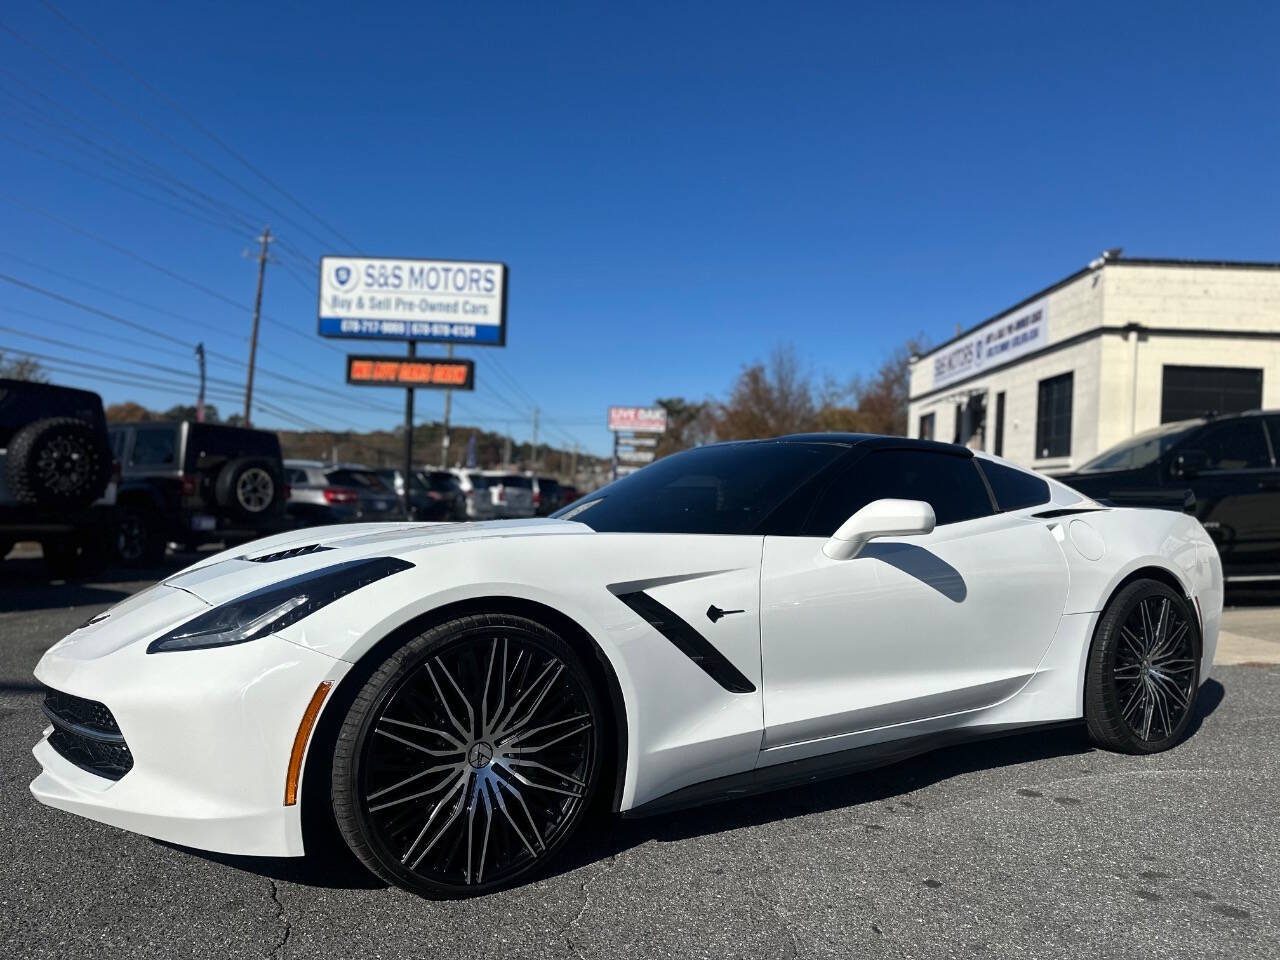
[932,298,1049,389]
[607,406,667,433]
[618,435,658,448]
[617,449,656,464]
[346,355,475,390]
[319,256,507,345]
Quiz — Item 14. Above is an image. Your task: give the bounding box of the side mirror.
[1173,450,1209,479]
[823,498,936,561]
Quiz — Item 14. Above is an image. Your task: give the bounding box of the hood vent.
[246,543,334,563]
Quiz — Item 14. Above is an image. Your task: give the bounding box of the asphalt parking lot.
[1,554,1278,959]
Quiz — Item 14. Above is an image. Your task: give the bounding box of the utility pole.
[194,342,206,422]
[440,343,454,467]
[571,442,578,481]
[531,407,540,470]
[503,429,512,467]
[243,226,272,425]
[403,341,415,514]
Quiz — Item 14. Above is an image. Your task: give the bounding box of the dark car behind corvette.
[1054,410,1280,582]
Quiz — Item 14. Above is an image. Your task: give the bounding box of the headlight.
[147,557,412,654]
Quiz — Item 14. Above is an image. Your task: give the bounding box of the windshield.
[550,441,846,534]
[1077,420,1200,473]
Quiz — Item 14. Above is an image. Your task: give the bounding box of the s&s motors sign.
[932,298,1049,389]
[319,256,507,345]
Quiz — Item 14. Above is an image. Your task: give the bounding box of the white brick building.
[906,254,1280,472]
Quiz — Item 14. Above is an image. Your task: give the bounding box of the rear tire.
[1085,579,1201,754]
[331,613,604,897]
[215,458,281,520]
[6,417,110,509]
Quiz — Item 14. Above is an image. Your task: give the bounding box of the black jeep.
[109,420,290,564]
[0,378,116,577]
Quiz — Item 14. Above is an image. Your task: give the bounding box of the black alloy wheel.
[332,614,603,897]
[1085,579,1201,754]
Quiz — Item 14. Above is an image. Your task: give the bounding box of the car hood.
[163,518,591,606]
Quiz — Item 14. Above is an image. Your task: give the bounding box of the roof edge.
[913,255,1280,363]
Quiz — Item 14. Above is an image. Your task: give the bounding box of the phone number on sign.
[339,319,480,338]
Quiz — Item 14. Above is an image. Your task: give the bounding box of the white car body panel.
[29,446,1224,859]
[759,512,1069,762]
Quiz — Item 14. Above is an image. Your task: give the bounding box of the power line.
[36,0,362,252]
[0,266,405,415]
[0,195,346,355]
[0,68,265,235]
[0,17,347,254]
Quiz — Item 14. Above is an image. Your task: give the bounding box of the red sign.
[346,355,475,389]
[607,406,667,433]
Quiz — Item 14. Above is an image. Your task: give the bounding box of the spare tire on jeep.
[214,457,282,520]
[6,416,111,509]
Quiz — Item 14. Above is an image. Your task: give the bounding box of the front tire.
[1085,579,1201,754]
[331,614,603,897]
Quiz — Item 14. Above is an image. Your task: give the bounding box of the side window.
[803,450,994,536]
[285,468,308,485]
[129,427,177,467]
[109,429,127,461]
[977,459,1050,511]
[1181,420,1271,471]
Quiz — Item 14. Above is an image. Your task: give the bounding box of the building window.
[1035,372,1073,459]
[1161,365,1263,423]
[918,413,935,441]
[993,391,1006,457]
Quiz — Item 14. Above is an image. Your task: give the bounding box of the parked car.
[449,469,497,520]
[110,421,290,563]
[558,484,582,506]
[0,378,116,577]
[532,475,563,516]
[1054,410,1280,582]
[28,433,1222,897]
[375,468,467,522]
[481,470,536,518]
[285,461,406,525]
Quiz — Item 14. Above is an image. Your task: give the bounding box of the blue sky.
[1,1,1277,456]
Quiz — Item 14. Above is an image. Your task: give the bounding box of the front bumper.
[30,590,350,857]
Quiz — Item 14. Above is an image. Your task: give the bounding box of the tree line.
[652,337,927,459]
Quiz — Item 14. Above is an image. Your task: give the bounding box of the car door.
[1170,417,1280,577]
[758,447,1069,765]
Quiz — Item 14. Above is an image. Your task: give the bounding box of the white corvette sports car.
[31,434,1222,896]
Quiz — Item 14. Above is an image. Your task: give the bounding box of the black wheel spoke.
[359,628,595,888]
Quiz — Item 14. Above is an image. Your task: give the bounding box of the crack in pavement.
[558,844,625,960]
[266,878,291,960]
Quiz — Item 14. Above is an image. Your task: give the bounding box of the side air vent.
[246,544,334,563]
[613,590,756,694]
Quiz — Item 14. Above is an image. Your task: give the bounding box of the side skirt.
[622,719,1082,819]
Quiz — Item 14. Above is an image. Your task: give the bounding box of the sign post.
[318,255,506,508]
[403,342,415,511]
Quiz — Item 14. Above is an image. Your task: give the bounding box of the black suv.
[110,421,289,563]
[0,378,116,576]
[1055,410,1280,582]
